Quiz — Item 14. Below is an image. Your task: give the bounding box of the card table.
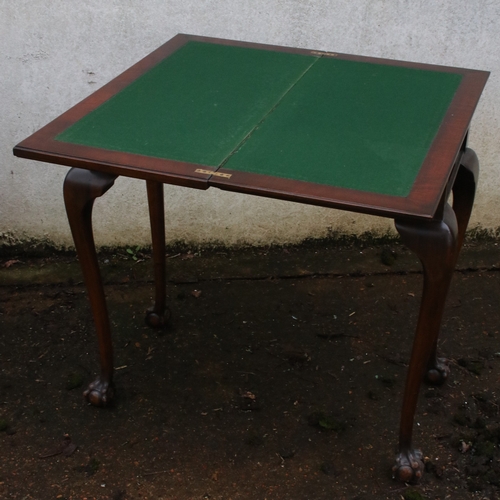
[14,34,489,482]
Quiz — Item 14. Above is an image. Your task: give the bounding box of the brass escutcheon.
[311,50,338,57]
[195,168,232,179]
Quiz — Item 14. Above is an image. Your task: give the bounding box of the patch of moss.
[473,417,486,429]
[467,479,483,493]
[453,411,469,427]
[318,415,346,432]
[320,462,335,475]
[457,358,484,376]
[474,440,496,459]
[307,411,346,433]
[403,488,427,500]
[66,372,84,390]
[86,457,100,477]
[380,247,398,266]
[483,468,500,487]
[376,375,396,388]
[245,433,264,446]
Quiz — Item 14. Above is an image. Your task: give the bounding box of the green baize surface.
[57,41,462,197]
[56,42,317,167]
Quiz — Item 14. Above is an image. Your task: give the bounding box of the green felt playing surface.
[56,42,317,166]
[56,41,462,196]
[224,58,462,196]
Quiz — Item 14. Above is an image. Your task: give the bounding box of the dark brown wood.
[394,203,459,482]
[425,148,479,384]
[211,167,440,220]
[13,141,212,190]
[13,34,488,483]
[12,34,211,190]
[63,168,118,406]
[13,34,489,221]
[453,148,479,251]
[211,67,488,220]
[145,180,170,327]
[392,147,478,482]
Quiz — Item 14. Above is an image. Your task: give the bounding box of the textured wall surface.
[2,0,499,247]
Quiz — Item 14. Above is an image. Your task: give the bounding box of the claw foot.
[426,357,450,385]
[83,377,114,407]
[393,449,424,483]
[145,307,171,328]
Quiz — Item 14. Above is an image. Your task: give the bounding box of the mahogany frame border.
[13,34,489,218]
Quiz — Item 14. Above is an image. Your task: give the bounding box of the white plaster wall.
[1,0,499,248]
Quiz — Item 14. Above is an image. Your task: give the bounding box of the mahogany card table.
[13,34,489,482]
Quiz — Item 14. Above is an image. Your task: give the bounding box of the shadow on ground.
[0,240,499,500]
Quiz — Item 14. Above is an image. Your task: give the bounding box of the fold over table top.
[14,34,489,219]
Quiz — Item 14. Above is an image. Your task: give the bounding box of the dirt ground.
[0,240,499,500]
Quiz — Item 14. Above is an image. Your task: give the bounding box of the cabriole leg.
[145,180,170,328]
[426,148,479,385]
[393,204,458,482]
[63,168,118,406]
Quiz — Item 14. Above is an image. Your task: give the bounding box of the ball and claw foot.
[83,377,114,407]
[145,307,171,328]
[393,449,425,483]
[425,357,450,385]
